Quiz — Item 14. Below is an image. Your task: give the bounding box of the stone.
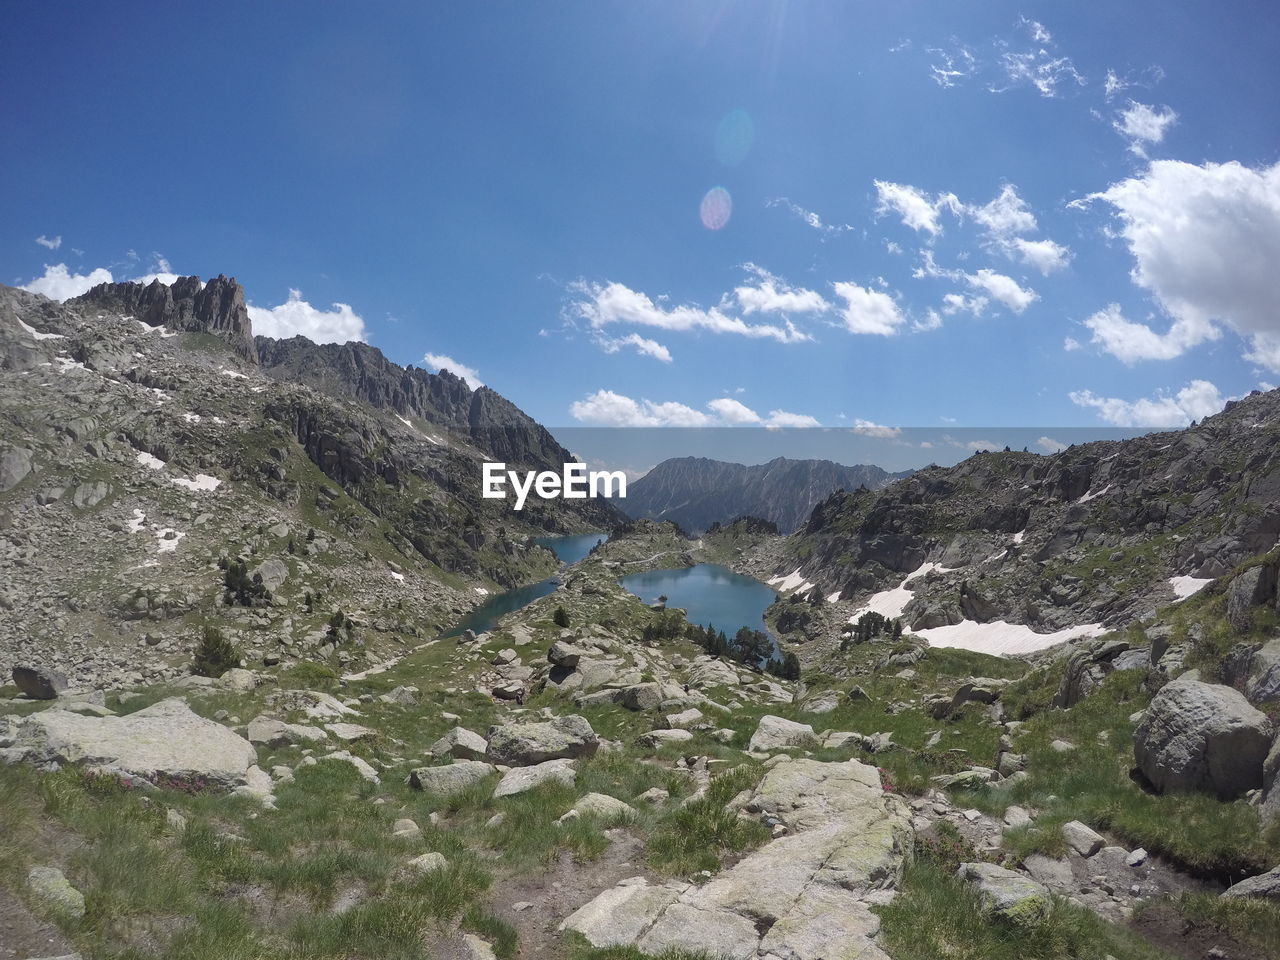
[485,715,598,766]
[253,558,289,592]
[392,818,421,839]
[801,690,842,714]
[1247,639,1280,703]
[1023,854,1073,888]
[246,716,327,748]
[407,760,496,794]
[408,851,448,874]
[563,758,910,960]
[12,664,68,700]
[0,446,33,492]
[637,728,694,748]
[492,758,576,798]
[382,686,420,706]
[320,751,380,783]
[1050,739,1076,753]
[1134,677,1273,799]
[325,722,376,743]
[1003,805,1033,829]
[570,792,636,822]
[1221,865,1280,900]
[492,648,518,665]
[666,708,703,729]
[71,480,109,509]
[1126,848,1148,866]
[27,865,85,920]
[221,668,256,693]
[1227,564,1277,631]
[619,683,662,711]
[461,933,497,960]
[1061,820,1105,858]
[14,698,257,788]
[429,726,489,760]
[956,862,1049,924]
[687,657,741,688]
[547,640,587,667]
[747,714,817,753]
[635,787,670,805]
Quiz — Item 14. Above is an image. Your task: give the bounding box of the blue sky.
[4,2,1279,465]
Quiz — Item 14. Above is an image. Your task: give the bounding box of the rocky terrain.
[0,277,620,691]
[623,455,910,534]
[2,277,1280,960]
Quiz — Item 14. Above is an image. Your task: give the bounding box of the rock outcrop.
[561,758,911,960]
[485,715,598,766]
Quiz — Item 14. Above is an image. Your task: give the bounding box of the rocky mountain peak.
[72,274,257,363]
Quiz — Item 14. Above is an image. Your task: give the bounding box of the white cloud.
[1036,436,1068,453]
[873,180,960,236]
[132,255,185,287]
[1081,303,1205,363]
[1019,16,1052,44]
[569,280,809,343]
[707,397,761,424]
[996,47,1084,98]
[832,281,907,335]
[1104,69,1125,100]
[35,234,61,250]
[970,184,1038,238]
[1011,237,1071,274]
[1064,336,1082,351]
[1084,159,1280,370]
[1069,379,1225,427]
[967,269,1038,313]
[599,333,673,363]
[248,289,367,345]
[422,352,483,389]
[20,263,113,301]
[927,43,978,88]
[852,419,901,438]
[732,264,829,315]
[1114,101,1177,156]
[571,390,818,428]
[765,197,851,235]
[914,308,945,332]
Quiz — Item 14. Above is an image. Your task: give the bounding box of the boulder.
[747,715,817,753]
[619,683,662,711]
[319,750,380,783]
[1055,640,1134,708]
[407,760,496,794]
[429,726,489,760]
[547,640,587,667]
[1247,639,1280,703]
[1134,678,1273,799]
[666,708,704,729]
[687,658,740,688]
[0,446,33,492]
[955,862,1049,924]
[492,758,576,798]
[14,698,257,788]
[253,558,289,592]
[1061,820,1105,857]
[221,668,257,693]
[1227,564,1277,631]
[27,865,85,920]
[485,715,598,766]
[246,716,327,748]
[568,792,635,822]
[637,728,694,749]
[12,664,68,700]
[1222,866,1280,900]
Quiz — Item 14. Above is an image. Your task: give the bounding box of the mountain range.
[622,455,911,534]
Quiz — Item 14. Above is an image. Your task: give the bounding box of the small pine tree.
[553,606,571,628]
[193,625,239,678]
[782,651,801,681]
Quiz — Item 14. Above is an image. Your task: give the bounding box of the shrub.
[553,606,571,628]
[193,626,240,678]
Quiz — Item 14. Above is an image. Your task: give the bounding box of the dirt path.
[0,885,75,960]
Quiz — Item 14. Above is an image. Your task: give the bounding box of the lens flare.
[700,187,732,230]
[714,109,754,166]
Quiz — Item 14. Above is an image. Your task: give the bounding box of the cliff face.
[253,337,580,474]
[623,456,910,534]
[73,275,258,362]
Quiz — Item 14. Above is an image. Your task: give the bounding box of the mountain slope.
[0,277,621,689]
[623,456,910,534]
[775,392,1280,631]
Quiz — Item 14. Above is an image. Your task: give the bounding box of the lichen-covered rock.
[14,698,257,788]
[1134,677,1273,799]
[429,726,489,760]
[956,862,1049,924]
[1222,865,1280,900]
[485,714,597,766]
[407,760,495,794]
[492,758,576,798]
[27,865,86,920]
[747,714,816,753]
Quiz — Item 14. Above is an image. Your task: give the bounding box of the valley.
[2,278,1280,960]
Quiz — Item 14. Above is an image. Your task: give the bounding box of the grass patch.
[1155,891,1280,957]
[645,764,768,876]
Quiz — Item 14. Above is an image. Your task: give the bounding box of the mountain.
[622,456,911,534]
[776,391,1280,631]
[0,276,621,690]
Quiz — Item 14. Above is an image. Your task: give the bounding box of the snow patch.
[849,562,956,622]
[17,318,65,340]
[1012,530,1026,545]
[154,527,185,553]
[182,412,201,423]
[220,368,249,379]
[126,509,147,533]
[169,474,221,492]
[1168,575,1213,601]
[135,451,166,470]
[916,619,1107,655]
[474,587,490,595]
[1076,484,1112,504]
[389,571,405,582]
[51,355,87,373]
[768,568,815,593]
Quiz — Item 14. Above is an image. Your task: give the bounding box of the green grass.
[877,858,1171,960]
[1152,891,1280,957]
[644,764,768,875]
